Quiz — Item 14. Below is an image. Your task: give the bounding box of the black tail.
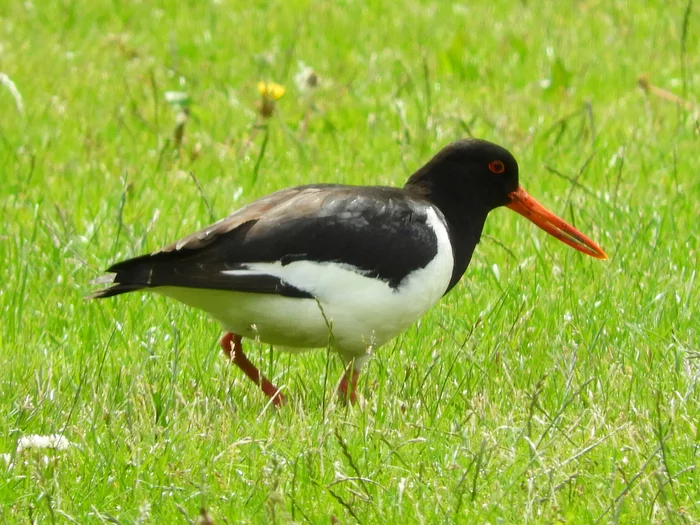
[89,223,298,299]
[87,252,164,299]
[88,282,148,299]
[87,242,267,300]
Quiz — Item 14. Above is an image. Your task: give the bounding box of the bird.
[90,139,607,407]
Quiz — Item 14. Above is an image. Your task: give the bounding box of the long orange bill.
[506,186,607,259]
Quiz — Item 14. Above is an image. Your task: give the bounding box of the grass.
[1,0,698,522]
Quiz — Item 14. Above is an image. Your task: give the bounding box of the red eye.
[488,160,505,174]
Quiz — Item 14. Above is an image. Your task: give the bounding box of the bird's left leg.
[338,368,360,404]
[337,355,368,404]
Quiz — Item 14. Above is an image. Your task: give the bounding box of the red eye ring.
[488,160,505,174]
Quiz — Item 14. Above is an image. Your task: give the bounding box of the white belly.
[156,208,454,362]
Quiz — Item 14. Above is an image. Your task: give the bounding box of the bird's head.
[405,139,607,259]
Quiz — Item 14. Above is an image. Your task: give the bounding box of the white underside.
[156,208,454,368]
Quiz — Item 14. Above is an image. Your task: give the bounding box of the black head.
[405,138,608,269]
[405,139,520,215]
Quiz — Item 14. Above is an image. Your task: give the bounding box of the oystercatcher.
[91,139,607,406]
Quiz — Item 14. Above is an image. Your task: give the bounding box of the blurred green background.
[1,1,698,523]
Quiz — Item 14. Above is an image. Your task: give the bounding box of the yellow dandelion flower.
[257,81,285,100]
[257,81,285,118]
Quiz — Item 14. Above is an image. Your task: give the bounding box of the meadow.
[1,0,698,523]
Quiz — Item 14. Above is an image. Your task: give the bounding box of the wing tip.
[87,273,148,300]
[86,282,146,300]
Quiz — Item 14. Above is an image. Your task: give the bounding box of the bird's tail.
[87,280,148,299]
[87,254,158,299]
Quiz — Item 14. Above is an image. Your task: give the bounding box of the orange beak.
[506,186,607,259]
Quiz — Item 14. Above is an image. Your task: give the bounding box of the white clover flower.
[16,434,72,452]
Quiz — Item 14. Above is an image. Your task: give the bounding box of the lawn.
[1,0,698,523]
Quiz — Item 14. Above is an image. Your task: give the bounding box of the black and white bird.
[91,139,607,406]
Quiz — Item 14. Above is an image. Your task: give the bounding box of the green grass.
[1,0,699,522]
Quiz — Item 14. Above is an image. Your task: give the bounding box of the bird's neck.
[404,180,490,294]
[442,208,489,294]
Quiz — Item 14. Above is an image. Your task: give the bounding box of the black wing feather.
[90,185,441,299]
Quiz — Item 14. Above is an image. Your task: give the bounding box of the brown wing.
[159,185,330,252]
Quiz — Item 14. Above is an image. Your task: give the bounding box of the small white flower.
[563,312,573,323]
[294,61,319,94]
[16,434,72,453]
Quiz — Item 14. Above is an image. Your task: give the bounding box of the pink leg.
[337,368,360,404]
[220,332,286,407]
